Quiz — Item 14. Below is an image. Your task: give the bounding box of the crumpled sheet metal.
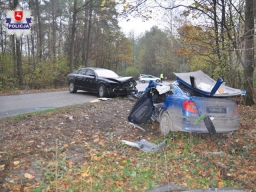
[146,183,244,192]
[185,188,244,192]
[156,85,171,94]
[174,70,243,97]
[146,182,188,192]
[129,122,145,131]
[121,139,167,153]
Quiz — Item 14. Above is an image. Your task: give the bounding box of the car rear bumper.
[171,115,239,133]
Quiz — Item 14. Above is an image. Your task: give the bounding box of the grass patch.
[32,134,249,191]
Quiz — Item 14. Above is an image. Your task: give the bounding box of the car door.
[75,69,87,89]
[148,75,155,81]
[143,75,150,82]
[128,90,153,124]
[84,69,97,91]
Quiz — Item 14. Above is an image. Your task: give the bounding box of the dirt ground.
[0,96,163,191]
[0,93,255,191]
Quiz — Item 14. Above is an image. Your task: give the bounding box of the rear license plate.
[207,107,226,113]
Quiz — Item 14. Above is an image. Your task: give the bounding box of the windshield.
[95,69,119,78]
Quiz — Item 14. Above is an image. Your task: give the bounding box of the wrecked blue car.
[128,70,244,135]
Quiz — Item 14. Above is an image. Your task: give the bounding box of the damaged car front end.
[128,70,244,135]
[104,77,137,97]
[68,67,138,97]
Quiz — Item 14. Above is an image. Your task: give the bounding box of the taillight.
[183,100,198,113]
[233,103,239,115]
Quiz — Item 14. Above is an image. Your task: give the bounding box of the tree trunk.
[35,0,42,61]
[82,7,88,67]
[85,0,93,67]
[11,36,16,79]
[243,0,254,105]
[69,0,77,73]
[51,0,56,63]
[212,0,221,60]
[26,36,31,65]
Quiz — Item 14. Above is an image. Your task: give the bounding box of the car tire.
[141,80,145,83]
[156,79,160,83]
[69,82,77,93]
[98,84,107,97]
[160,111,173,135]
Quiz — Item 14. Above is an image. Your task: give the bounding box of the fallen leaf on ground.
[24,173,35,180]
[0,164,5,171]
[13,161,20,165]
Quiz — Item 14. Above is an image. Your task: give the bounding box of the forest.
[0,0,255,105]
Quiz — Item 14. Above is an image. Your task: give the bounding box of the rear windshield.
[177,83,203,97]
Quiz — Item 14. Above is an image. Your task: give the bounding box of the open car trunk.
[174,70,243,97]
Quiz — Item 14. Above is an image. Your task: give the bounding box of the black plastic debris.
[203,116,217,135]
[128,91,153,124]
[194,115,217,136]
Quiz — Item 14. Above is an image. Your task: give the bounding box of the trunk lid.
[174,70,243,97]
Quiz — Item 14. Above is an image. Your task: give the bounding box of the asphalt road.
[0,81,171,119]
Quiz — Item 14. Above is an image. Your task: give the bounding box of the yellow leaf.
[11,186,21,191]
[101,0,106,6]
[66,160,73,168]
[99,140,104,146]
[119,165,124,169]
[64,144,69,148]
[218,181,223,188]
[13,161,20,165]
[24,173,35,180]
[122,160,127,163]
[0,164,5,171]
[81,171,89,177]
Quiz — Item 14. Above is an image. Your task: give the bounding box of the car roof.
[79,67,111,70]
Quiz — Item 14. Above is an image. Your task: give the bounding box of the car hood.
[174,70,245,97]
[100,76,134,83]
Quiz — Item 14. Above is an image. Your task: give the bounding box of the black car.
[67,67,138,97]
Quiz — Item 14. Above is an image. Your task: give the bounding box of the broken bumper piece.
[121,139,167,153]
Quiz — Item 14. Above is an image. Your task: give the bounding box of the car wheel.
[141,80,145,83]
[69,82,77,93]
[98,84,107,97]
[156,79,160,83]
[160,111,173,135]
